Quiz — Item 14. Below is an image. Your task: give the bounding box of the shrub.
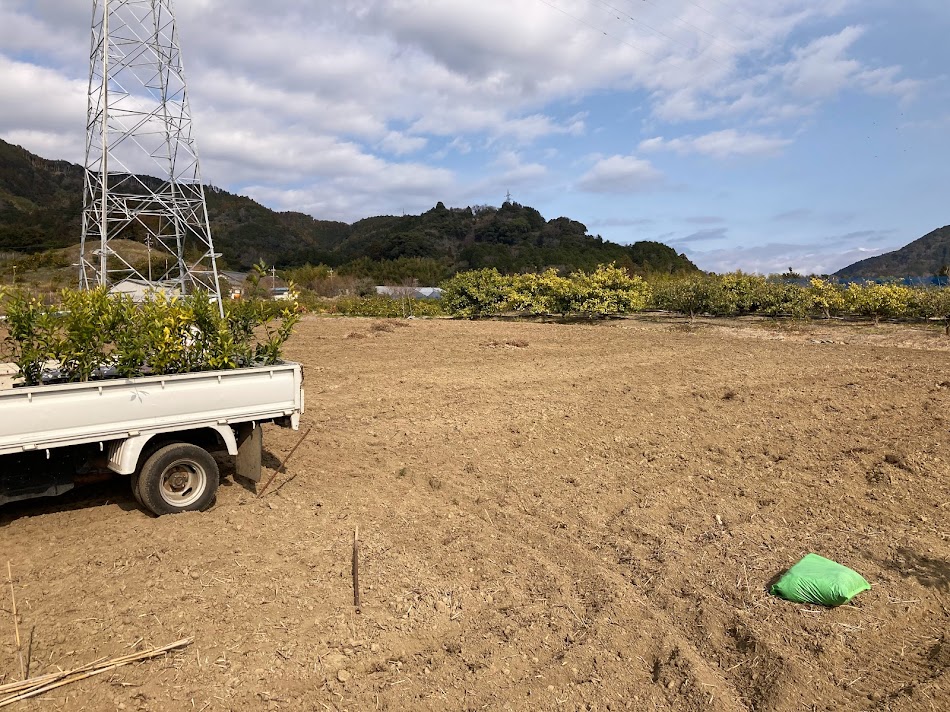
[438,264,653,318]
[808,278,847,319]
[846,282,914,323]
[910,287,950,332]
[651,275,722,319]
[507,270,573,316]
[567,264,651,317]
[1,288,301,385]
[718,272,768,315]
[2,290,59,385]
[758,281,811,318]
[440,268,510,318]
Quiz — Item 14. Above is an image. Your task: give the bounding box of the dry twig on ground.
[5,562,24,680]
[0,637,193,707]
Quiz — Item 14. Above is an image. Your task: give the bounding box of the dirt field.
[2,315,949,711]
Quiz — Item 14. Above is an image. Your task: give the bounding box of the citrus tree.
[2,288,301,385]
[507,269,573,316]
[808,278,847,319]
[651,275,721,320]
[567,264,651,317]
[846,282,914,323]
[440,268,510,318]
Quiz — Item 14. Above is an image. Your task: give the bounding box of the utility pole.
[80,0,223,315]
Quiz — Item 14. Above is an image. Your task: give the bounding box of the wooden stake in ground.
[352,526,361,611]
[24,627,33,680]
[6,562,24,680]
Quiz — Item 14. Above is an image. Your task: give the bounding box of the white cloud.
[780,26,919,100]
[669,228,730,245]
[640,130,792,158]
[686,241,891,276]
[0,2,88,65]
[0,0,930,230]
[577,155,663,194]
[378,131,428,156]
[782,26,867,98]
[489,150,549,185]
[0,56,86,161]
[244,160,456,223]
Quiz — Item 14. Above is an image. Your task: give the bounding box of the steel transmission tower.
[80,0,223,312]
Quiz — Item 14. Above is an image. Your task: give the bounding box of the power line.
[580,0,736,70]
[698,0,769,33]
[624,0,744,53]
[584,0,696,50]
[538,0,733,94]
[534,0,677,66]
[536,0,736,80]
[668,0,761,42]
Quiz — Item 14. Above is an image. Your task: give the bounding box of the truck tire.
[130,471,145,508]
[136,443,219,515]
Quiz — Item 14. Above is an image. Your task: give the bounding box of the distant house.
[375,286,443,300]
[108,278,180,302]
[219,271,249,299]
[219,271,248,286]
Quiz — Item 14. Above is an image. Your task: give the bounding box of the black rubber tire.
[130,471,145,508]
[136,443,219,516]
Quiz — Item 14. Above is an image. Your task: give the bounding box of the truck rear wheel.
[136,443,219,515]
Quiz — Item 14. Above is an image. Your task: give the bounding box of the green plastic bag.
[770,553,870,606]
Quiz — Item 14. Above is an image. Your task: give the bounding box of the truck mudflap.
[235,422,263,482]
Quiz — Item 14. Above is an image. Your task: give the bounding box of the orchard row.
[438,266,950,323]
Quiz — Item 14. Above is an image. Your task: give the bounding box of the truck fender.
[106,425,238,475]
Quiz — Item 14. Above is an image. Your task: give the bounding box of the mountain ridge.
[834,225,950,278]
[0,138,697,279]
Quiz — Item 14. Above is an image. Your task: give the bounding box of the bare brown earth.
[2,315,949,711]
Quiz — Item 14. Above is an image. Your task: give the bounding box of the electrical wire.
[540,0,738,80]
[626,0,744,52]
[534,0,679,67]
[685,0,767,39]
[584,0,701,53]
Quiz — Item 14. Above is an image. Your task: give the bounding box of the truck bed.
[0,362,304,456]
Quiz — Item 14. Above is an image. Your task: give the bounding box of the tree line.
[436,267,950,326]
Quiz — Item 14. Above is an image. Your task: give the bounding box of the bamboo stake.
[0,657,109,696]
[6,563,24,680]
[352,526,361,611]
[0,637,192,707]
[24,627,33,680]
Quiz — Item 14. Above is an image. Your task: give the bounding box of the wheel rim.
[158,459,207,508]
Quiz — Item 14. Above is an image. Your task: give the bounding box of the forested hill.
[835,225,950,278]
[0,138,697,279]
[0,139,84,252]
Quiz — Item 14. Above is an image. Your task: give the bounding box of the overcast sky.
[1,0,948,274]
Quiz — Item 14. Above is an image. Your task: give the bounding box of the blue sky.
[1,0,948,274]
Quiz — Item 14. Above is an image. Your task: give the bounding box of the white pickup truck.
[0,362,304,515]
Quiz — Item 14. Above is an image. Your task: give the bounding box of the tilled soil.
[2,315,949,711]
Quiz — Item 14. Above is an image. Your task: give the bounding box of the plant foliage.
[2,287,300,386]
[436,266,950,327]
